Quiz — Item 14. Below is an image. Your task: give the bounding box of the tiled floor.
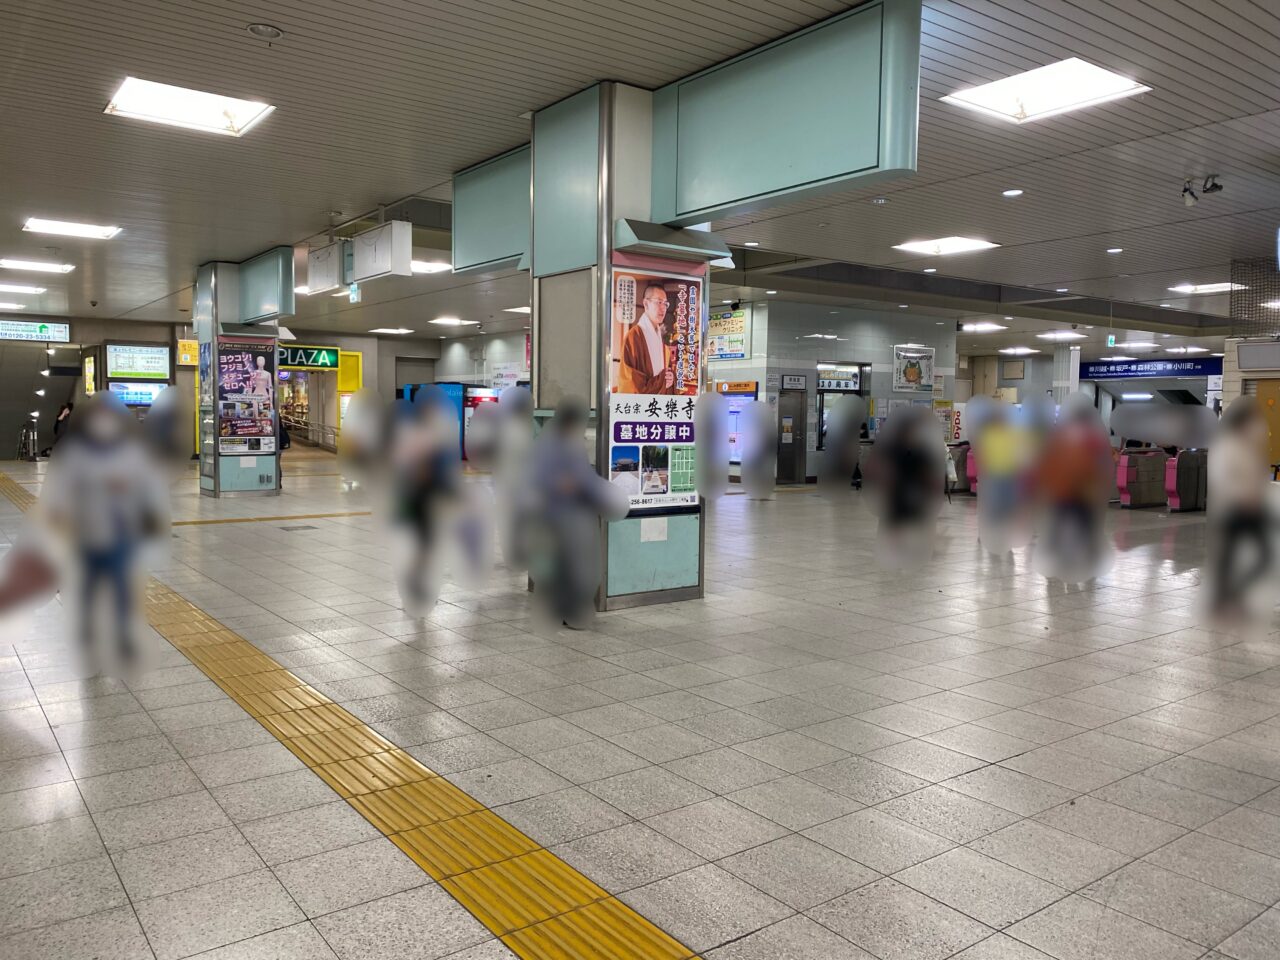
[2,455,1280,959]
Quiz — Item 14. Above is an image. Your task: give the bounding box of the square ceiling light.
[893,237,1000,256]
[23,218,121,239]
[941,58,1150,123]
[104,77,275,137]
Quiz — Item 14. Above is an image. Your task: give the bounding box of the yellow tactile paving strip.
[172,511,372,526]
[0,471,698,960]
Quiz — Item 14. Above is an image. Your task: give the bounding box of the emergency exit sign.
[278,344,339,369]
[1107,333,1116,347]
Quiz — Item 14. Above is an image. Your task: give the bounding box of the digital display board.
[108,381,166,406]
[106,343,170,380]
[0,319,70,342]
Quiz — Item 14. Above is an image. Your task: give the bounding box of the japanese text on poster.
[216,336,277,455]
[608,394,698,511]
[611,268,701,395]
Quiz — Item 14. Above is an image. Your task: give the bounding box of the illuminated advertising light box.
[106,343,171,380]
[0,319,70,342]
[177,339,199,366]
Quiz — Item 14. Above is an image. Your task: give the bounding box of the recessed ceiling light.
[743,241,759,247]
[29,411,39,418]
[34,389,45,396]
[0,259,74,273]
[723,300,734,305]
[1165,346,1209,354]
[766,290,777,295]
[923,268,937,274]
[1106,247,1123,254]
[1003,316,1014,321]
[1211,352,1225,357]
[23,217,121,239]
[40,369,50,376]
[1098,355,1136,361]
[1036,330,1088,341]
[368,328,414,335]
[104,77,275,137]
[893,237,1000,256]
[803,334,839,339]
[898,304,909,309]
[429,317,479,326]
[940,58,1151,124]
[962,322,1007,333]
[1055,287,1069,293]
[246,23,284,41]
[1121,393,1154,401]
[0,302,26,310]
[0,283,46,294]
[1167,282,1244,295]
[999,347,1039,355]
[1159,303,1171,307]
[293,285,310,295]
[1262,300,1280,309]
[1121,341,1159,350]
[870,197,889,205]
[503,306,532,314]
[1001,189,1024,198]
[411,260,451,274]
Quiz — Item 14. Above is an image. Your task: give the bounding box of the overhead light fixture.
[743,241,760,247]
[1121,392,1154,401]
[29,411,39,418]
[1165,346,1209,354]
[1055,287,1069,293]
[766,290,777,295]
[23,217,121,240]
[0,283,46,294]
[722,300,733,304]
[870,197,889,205]
[0,259,74,273]
[1036,330,1088,341]
[1003,316,1014,321]
[411,260,451,274]
[1167,282,1244,295]
[429,317,478,326]
[246,23,284,41]
[1002,189,1024,198]
[34,389,45,396]
[104,77,275,137]
[330,291,349,297]
[803,334,839,340]
[45,348,55,355]
[503,306,532,314]
[1261,300,1280,309]
[962,322,1007,333]
[1099,355,1136,361]
[1121,341,1159,350]
[293,285,310,295]
[898,304,909,309]
[893,237,1000,256]
[940,58,1150,124]
[0,302,25,310]
[999,347,1039,355]
[1211,352,1225,357]
[1106,247,1123,254]
[923,268,937,274]
[40,369,50,377]
[369,328,414,335]
[1159,303,1172,308]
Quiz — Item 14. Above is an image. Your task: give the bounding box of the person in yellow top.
[975,402,1034,553]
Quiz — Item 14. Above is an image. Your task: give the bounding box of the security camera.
[1202,175,1223,195]
[90,300,98,307]
[1182,180,1198,207]
[1071,323,1079,329]
[731,300,741,311]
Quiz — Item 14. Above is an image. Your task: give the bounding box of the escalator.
[0,341,78,458]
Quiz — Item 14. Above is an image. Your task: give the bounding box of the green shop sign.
[278,344,339,369]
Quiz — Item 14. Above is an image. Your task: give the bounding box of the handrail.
[280,413,339,451]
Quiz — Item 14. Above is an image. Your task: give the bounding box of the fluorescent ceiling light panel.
[999,347,1039,355]
[293,285,310,295]
[369,328,414,335]
[104,77,275,136]
[940,58,1151,124]
[1036,331,1088,341]
[1121,341,1159,349]
[802,334,838,339]
[1165,346,1209,354]
[0,259,74,273]
[1167,282,1245,295]
[1262,300,1280,309]
[1099,355,1136,361]
[893,236,999,256]
[429,317,478,326]
[1002,189,1024,197]
[0,283,46,294]
[0,302,26,310]
[1122,393,1154,400]
[23,217,121,239]
[503,306,531,314]
[411,260,451,274]
[962,322,1007,333]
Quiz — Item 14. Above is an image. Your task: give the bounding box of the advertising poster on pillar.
[609,261,704,511]
[216,336,277,455]
[893,343,936,393]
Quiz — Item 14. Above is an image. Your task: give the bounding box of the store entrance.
[278,369,337,448]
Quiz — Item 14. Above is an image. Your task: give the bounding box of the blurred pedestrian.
[1206,397,1273,622]
[865,406,944,569]
[52,401,74,445]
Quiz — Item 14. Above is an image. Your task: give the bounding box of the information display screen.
[108,381,166,406]
[106,343,170,380]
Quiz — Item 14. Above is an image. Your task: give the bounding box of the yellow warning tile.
[349,778,483,833]
[503,898,695,960]
[392,809,540,878]
[441,850,609,935]
[259,703,360,740]
[285,726,395,766]
[313,750,432,797]
[237,685,328,716]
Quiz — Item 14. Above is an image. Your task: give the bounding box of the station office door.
[776,389,807,484]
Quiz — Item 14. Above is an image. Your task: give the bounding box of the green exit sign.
[1107,334,1116,347]
[278,344,339,369]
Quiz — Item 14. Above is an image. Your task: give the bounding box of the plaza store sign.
[278,344,339,369]
[1081,357,1222,380]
